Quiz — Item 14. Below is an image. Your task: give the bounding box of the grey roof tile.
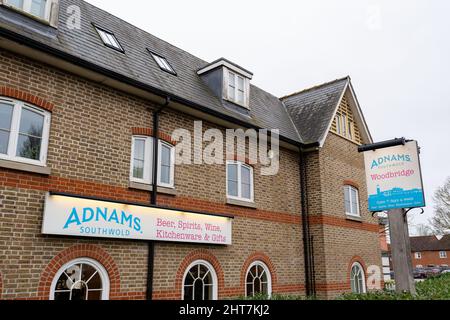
[281,77,349,145]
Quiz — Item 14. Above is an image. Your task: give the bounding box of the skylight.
[149,51,176,75]
[94,25,124,52]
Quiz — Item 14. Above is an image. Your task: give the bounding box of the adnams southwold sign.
[362,140,425,211]
[42,193,232,245]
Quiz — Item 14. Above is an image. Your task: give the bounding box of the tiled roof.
[281,77,349,145]
[410,235,450,252]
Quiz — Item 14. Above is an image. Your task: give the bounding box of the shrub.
[339,273,450,300]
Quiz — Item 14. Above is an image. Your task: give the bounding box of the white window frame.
[4,0,52,21]
[350,262,367,294]
[157,140,175,188]
[130,135,153,184]
[344,185,360,217]
[225,69,249,108]
[415,252,422,259]
[439,251,447,259]
[0,97,51,167]
[226,160,254,203]
[129,136,175,188]
[245,261,272,298]
[182,260,218,301]
[50,257,110,300]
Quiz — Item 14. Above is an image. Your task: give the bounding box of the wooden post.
[388,208,416,294]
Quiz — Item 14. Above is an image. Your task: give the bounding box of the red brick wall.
[412,251,450,268]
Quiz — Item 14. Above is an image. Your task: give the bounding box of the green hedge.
[339,274,450,300]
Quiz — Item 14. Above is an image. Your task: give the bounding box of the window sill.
[226,198,257,209]
[0,158,51,175]
[346,214,363,222]
[129,181,177,196]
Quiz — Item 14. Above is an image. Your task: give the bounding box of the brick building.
[0,0,381,300]
[411,235,450,268]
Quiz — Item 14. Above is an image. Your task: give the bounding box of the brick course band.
[0,86,54,112]
[309,215,379,233]
[131,127,177,145]
[37,244,121,300]
[0,168,380,232]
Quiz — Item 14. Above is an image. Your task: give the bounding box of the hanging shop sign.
[42,193,232,245]
[361,140,425,211]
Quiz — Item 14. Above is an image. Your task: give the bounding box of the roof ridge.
[280,76,350,100]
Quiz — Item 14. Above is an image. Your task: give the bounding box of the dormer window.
[3,0,53,21]
[197,58,252,110]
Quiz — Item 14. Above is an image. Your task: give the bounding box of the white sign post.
[360,139,425,294]
[42,193,233,245]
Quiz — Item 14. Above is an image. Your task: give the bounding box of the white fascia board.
[197,59,253,79]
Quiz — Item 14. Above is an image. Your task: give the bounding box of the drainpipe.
[146,97,171,300]
[299,147,315,297]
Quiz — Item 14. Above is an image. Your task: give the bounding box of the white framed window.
[157,140,175,188]
[350,262,366,294]
[226,161,254,202]
[4,0,52,21]
[94,25,124,52]
[439,251,447,259]
[182,260,218,301]
[130,136,175,188]
[245,261,272,298]
[344,185,360,217]
[149,51,176,75]
[415,252,422,259]
[50,258,110,300]
[0,97,51,167]
[226,70,248,108]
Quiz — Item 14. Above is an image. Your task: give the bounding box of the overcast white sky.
[85,0,450,233]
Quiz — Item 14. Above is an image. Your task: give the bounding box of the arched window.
[344,185,360,217]
[245,261,272,298]
[183,260,218,300]
[350,262,366,294]
[50,258,110,300]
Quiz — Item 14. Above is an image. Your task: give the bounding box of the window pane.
[0,131,10,155]
[133,159,144,179]
[238,90,244,104]
[344,187,351,213]
[19,108,44,137]
[134,139,145,161]
[227,164,238,197]
[238,76,244,91]
[228,72,236,100]
[351,188,358,214]
[161,145,171,166]
[87,290,102,300]
[0,103,13,130]
[242,183,251,199]
[30,0,47,18]
[241,166,251,185]
[160,165,170,184]
[98,30,111,46]
[7,0,24,9]
[16,134,42,160]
